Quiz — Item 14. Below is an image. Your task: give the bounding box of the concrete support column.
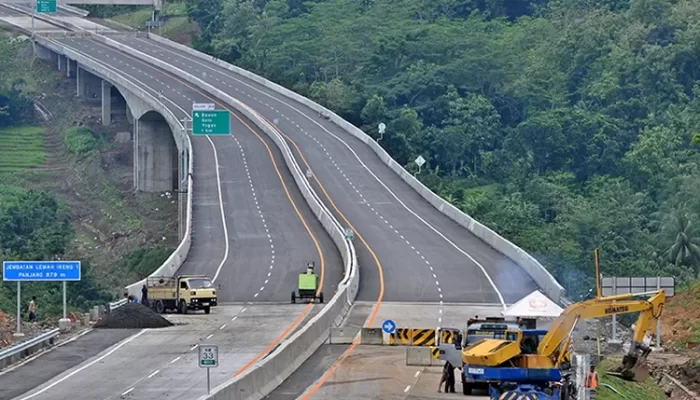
[101,80,112,126]
[76,66,85,97]
[135,116,177,192]
[66,59,73,78]
[57,54,64,72]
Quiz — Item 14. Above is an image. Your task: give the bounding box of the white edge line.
[207,135,230,283]
[17,329,149,400]
[121,387,134,396]
[132,38,506,307]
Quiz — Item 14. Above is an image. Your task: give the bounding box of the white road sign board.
[414,155,426,168]
[193,103,215,111]
[198,345,218,368]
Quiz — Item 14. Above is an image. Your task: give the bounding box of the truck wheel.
[462,379,472,395]
[155,300,164,314]
[179,300,188,314]
[204,306,211,315]
[291,291,296,304]
[319,292,324,304]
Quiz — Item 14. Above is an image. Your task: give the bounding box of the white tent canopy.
[502,290,564,318]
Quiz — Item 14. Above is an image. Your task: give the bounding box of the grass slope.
[110,2,194,44]
[598,358,666,400]
[0,126,46,173]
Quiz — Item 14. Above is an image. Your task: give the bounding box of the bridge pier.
[76,66,101,102]
[134,112,177,192]
[57,54,64,72]
[66,59,75,78]
[102,80,111,126]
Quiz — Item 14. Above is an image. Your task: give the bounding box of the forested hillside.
[0,36,176,320]
[180,0,700,295]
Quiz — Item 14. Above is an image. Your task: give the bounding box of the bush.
[119,246,174,279]
[62,126,101,156]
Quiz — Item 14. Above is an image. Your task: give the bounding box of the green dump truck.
[291,261,324,304]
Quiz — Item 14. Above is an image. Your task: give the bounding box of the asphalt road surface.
[108,36,539,307]
[10,305,309,400]
[52,37,343,303]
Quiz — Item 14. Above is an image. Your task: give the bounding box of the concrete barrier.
[360,328,383,345]
[58,4,90,17]
[31,34,195,301]
[329,328,357,345]
[146,33,566,303]
[405,347,440,367]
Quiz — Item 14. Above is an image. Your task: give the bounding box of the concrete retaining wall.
[145,33,565,303]
[83,34,360,400]
[32,35,195,300]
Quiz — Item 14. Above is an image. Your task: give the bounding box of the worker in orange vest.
[585,365,599,389]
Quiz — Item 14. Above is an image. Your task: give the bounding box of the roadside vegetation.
[0,36,178,320]
[598,358,666,400]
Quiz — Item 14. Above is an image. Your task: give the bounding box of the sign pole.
[611,278,617,342]
[198,344,218,394]
[656,276,661,348]
[62,281,67,319]
[16,282,22,335]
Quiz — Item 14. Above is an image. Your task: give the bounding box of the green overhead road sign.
[37,0,57,13]
[192,110,230,135]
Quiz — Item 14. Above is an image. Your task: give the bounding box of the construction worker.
[27,297,37,322]
[585,365,599,389]
[141,285,149,307]
[438,361,456,393]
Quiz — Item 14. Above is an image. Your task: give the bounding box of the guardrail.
[145,32,567,303]
[0,329,59,370]
[108,298,128,311]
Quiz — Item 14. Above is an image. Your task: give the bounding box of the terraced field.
[0,126,46,173]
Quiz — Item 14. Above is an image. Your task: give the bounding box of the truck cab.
[148,275,217,314]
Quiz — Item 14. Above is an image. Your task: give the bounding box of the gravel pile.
[94,303,173,329]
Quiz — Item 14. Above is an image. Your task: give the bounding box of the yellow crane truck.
[440,250,666,398]
[147,275,217,314]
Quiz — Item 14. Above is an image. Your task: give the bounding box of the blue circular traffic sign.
[382,319,396,334]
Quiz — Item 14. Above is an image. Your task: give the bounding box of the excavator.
[444,250,666,399]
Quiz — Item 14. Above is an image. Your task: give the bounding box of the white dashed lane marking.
[230,135,275,298]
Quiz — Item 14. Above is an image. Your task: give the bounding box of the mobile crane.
[443,250,666,399]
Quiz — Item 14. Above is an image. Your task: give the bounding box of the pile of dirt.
[94,303,173,329]
[661,282,700,349]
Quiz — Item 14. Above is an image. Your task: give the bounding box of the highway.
[110,36,539,308]
[0,17,344,400]
[0,8,553,399]
[53,36,343,302]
